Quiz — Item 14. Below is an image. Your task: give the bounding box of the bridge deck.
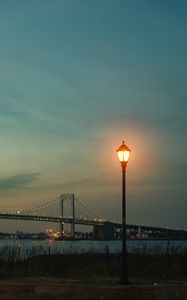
[0,213,186,234]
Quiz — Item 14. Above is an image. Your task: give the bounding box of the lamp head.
[116,141,131,164]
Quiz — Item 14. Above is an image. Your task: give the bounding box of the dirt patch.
[0,280,186,300]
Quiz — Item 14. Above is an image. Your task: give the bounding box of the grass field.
[0,251,186,282]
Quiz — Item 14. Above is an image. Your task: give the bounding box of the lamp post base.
[119,278,131,285]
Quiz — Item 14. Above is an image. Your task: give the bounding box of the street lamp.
[116,141,131,284]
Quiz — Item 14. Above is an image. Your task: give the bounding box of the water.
[0,239,186,259]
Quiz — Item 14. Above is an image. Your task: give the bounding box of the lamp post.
[116,141,131,284]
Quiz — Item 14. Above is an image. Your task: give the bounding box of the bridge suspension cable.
[17,194,72,215]
[74,196,101,221]
[8,193,103,223]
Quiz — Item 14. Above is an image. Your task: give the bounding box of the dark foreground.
[0,253,186,299]
[0,280,186,300]
[0,253,186,281]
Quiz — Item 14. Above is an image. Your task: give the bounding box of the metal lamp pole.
[116,141,131,284]
[121,161,128,284]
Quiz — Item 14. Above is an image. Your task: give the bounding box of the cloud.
[0,112,30,118]
[60,174,108,189]
[0,173,40,192]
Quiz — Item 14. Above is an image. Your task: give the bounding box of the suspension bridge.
[0,194,187,240]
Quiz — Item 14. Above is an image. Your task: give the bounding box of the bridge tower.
[60,194,64,239]
[71,194,75,239]
[60,194,75,239]
[60,195,64,239]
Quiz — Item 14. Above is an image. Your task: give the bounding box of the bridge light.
[116,141,131,164]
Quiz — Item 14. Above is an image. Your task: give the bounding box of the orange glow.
[116,141,131,163]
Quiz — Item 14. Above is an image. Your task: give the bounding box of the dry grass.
[0,248,186,282]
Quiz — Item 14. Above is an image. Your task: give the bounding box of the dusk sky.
[0,0,187,232]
